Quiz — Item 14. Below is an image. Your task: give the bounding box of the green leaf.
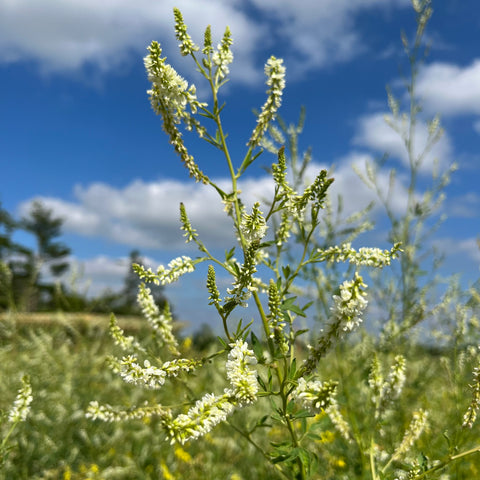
[294,329,309,339]
[225,246,236,261]
[292,409,313,419]
[288,358,297,380]
[250,331,264,361]
[257,374,267,390]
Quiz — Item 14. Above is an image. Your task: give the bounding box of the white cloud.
[446,192,480,218]
[353,112,452,173]
[18,176,275,250]
[320,152,411,219]
[434,237,480,273]
[17,148,418,253]
[0,0,409,82]
[0,0,264,84]
[416,59,480,116]
[247,0,409,76]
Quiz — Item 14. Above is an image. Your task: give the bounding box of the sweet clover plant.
[86,2,480,479]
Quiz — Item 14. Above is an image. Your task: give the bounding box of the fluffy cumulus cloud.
[18,154,414,253]
[0,0,263,84]
[353,112,453,173]
[0,0,409,82]
[19,176,275,250]
[246,0,409,76]
[416,59,480,117]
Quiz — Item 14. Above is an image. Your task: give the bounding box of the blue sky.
[1,0,479,329]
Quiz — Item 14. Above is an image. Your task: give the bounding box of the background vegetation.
[1,1,480,479]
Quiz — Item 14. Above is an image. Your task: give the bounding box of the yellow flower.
[174,446,192,463]
[319,430,335,444]
[182,336,192,350]
[160,460,175,480]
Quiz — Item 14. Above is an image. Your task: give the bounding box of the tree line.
[0,200,166,314]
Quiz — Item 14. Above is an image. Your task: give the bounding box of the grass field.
[1,312,480,479]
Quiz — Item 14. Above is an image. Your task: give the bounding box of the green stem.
[412,445,480,480]
[369,437,379,480]
[228,421,291,480]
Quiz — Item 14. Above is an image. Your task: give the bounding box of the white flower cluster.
[240,202,268,245]
[144,42,202,123]
[86,401,167,422]
[212,27,233,81]
[165,393,235,445]
[384,355,406,399]
[225,340,259,404]
[225,247,258,307]
[369,355,407,419]
[325,398,352,443]
[137,283,179,354]
[162,340,259,444]
[8,375,32,423]
[119,356,167,389]
[393,409,429,459]
[109,315,145,353]
[173,8,198,56]
[134,256,195,286]
[119,356,200,390]
[157,256,196,285]
[249,56,286,147]
[463,364,480,428]
[318,242,402,268]
[292,377,337,413]
[331,273,368,332]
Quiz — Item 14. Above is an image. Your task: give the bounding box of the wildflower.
[301,274,368,375]
[331,273,368,332]
[206,264,221,309]
[163,393,235,444]
[212,26,234,81]
[225,245,258,307]
[369,354,407,419]
[249,56,286,147]
[225,340,259,404]
[295,169,333,213]
[463,364,480,428]
[160,461,175,480]
[159,256,196,285]
[179,202,198,243]
[119,356,200,389]
[119,356,167,389]
[134,256,195,287]
[144,40,208,183]
[240,202,268,245]
[109,314,145,353]
[174,446,192,463]
[173,8,199,56]
[384,355,406,399]
[317,242,402,268]
[7,375,32,423]
[293,377,338,413]
[145,42,202,120]
[137,283,179,354]
[392,409,429,461]
[325,398,352,442]
[86,401,168,422]
[268,280,288,353]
